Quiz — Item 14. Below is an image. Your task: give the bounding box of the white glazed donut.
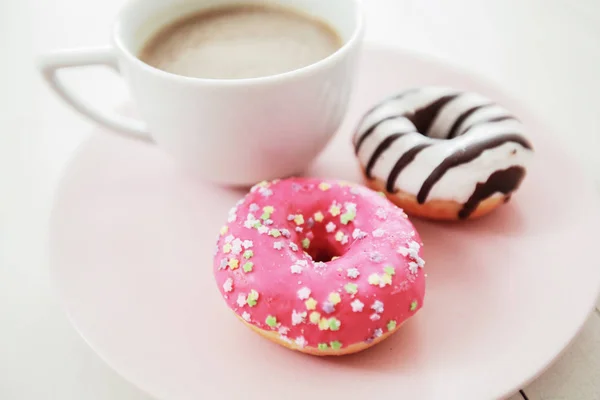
[353,87,534,220]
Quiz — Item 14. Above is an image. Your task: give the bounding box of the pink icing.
[213,178,426,351]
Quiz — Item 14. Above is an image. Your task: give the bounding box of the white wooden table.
[1,0,599,398]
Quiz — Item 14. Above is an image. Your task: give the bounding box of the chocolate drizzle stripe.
[460,115,517,136]
[458,166,526,219]
[446,103,493,139]
[385,143,432,193]
[416,134,533,204]
[354,116,411,154]
[407,94,458,137]
[365,133,405,179]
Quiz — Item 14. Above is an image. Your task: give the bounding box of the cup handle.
[38,46,152,142]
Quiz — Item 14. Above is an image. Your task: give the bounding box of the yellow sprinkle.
[263,205,274,214]
[228,259,239,270]
[328,292,341,305]
[309,311,321,324]
[313,211,324,222]
[381,273,393,286]
[332,257,340,261]
[258,181,269,187]
[294,214,305,225]
[318,182,331,191]
[219,226,228,236]
[223,243,232,254]
[368,273,381,286]
[318,318,330,330]
[335,231,344,242]
[329,204,341,217]
[305,298,317,310]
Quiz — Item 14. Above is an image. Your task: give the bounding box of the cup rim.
[112,0,365,86]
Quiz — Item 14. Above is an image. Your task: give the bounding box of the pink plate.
[49,46,600,400]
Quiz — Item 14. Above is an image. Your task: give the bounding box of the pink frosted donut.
[213,178,426,356]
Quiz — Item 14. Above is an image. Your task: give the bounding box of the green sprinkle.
[265,315,278,328]
[378,191,386,197]
[243,261,254,273]
[302,238,310,249]
[340,210,356,225]
[261,212,270,220]
[247,290,259,307]
[387,320,397,331]
[328,318,341,331]
[410,300,418,311]
[252,220,262,229]
[330,341,342,350]
[318,343,328,351]
[243,250,254,259]
[384,266,395,276]
[269,229,281,238]
[344,283,358,295]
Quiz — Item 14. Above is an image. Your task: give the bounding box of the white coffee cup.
[38,0,364,185]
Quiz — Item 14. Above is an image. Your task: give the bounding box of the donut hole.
[305,237,342,263]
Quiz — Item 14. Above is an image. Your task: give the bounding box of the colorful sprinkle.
[381,273,393,287]
[228,259,239,270]
[292,310,307,326]
[328,318,341,331]
[368,274,381,286]
[297,287,311,300]
[318,318,330,330]
[326,222,336,233]
[290,263,303,274]
[273,241,283,250]
[223,243,232,253]
[237,294,247,307]
[322,301,335,314]
[328,292,341,305]
[302,238,311,249]
[319,182,331,191]
[293,214,305,225]
[352,228,368,239]
[314,211,324,222]
[318,343,328,350]
[387,320,397,331]
[410,300,418,311]
[335,231,344,242]
[246,290,259,307]
[289,242,299,252]
[242,240,253,249]
[220,226,228,235]
[374,328,383,338]
[309,311,321,324]
[223,278,233,293]
[269,229,281,238]
[329,203,341,217]
[330,341,342,350]
[372,228,385,238]
[305,297,317,310]
[344,283,358,295]
[370,313,381,321]
[242,312,251,321]
[347,268,360,279]
[242,261,254,273]
[266,315,278,328]
[384,266,395,276]
[408,262,419,275]
[375,207,387,220]
[295,336,307,348]
[371,300,384,313]
[243,250,254,259]
[351,299,364,312]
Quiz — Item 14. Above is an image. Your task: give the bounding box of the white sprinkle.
[223,278,233,293]
[295,336,307,348]
[408,262,419,275]
[347,268,360,279]
[227,208,237,223]
[345,202,357,212]
[375,207,387,220]
[397,246,409,256]
[249,203,259,212]
[258,226,269,234]
[297,287,311,300]
[370,313,381,321]
[242,312,251,321]
[231,238,243,255]
[352,228,367,240]
[371,300,384,313]
[242,240,253,249]
[369,252,383,263]
[280,335,292,344]
[219,258,228,270]
[341,234,349,245]
[372,228,385,238]
[351,299,364,312]
[273,241,283,250]
[295,226,303,233]
[326,222,336,233]
[280,229,291,238]
[243,218,255,229]
[296,260,309,267]
[289,242,299,252]
[237,294,247,307]
[259,187,273,197]
[350,186,360,195]
[278,326,290,336]
[322,302,335,314]
[314,261,327,272]
[291,310,307,326]
[264,219,273,226]
[290,264,303,274]
[374,328,383,338]
[287,214,296,221]
[225,235,235,244]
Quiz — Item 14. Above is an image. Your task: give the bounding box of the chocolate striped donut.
[353,87,534,220]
